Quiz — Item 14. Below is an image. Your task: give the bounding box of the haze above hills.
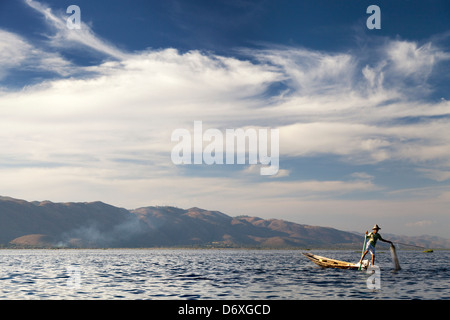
[1,196,448,249]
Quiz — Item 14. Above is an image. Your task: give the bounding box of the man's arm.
[380,236,393,244]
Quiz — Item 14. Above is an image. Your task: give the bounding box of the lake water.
[0,249,448,300]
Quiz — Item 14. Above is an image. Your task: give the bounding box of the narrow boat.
[302,252,369,270]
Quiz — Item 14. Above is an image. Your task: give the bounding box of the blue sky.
[0,0,450,237]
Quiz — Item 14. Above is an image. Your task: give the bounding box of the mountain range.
[1,196,449,249]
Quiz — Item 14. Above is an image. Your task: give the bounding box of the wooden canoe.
[302,252,368,270]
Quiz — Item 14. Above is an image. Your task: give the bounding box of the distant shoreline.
[1,246,448,251]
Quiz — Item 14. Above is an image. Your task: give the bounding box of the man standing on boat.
[358,224,393,266]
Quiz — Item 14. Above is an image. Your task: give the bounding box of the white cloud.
[350,172,374,180]
[279,122,391,162]
[0,46,284,190]
[250,47,356,96]
[385,40,450,79]
[1,37,449,174]
[1,35,450,186]
[269,169,290,178]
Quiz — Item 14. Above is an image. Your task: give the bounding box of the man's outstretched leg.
[359,250,368,265]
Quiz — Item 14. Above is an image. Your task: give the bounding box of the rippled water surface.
[0,249,448,299]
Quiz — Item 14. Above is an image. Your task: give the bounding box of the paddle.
[358,234,367,271]
[397,242,433,253]
[397,242,425,249]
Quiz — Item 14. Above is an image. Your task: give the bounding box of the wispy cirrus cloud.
[0,29,73,81]
[386,40,450,79]
[416,168,450,182]
[24,0,128,60]
[0,30,31,72]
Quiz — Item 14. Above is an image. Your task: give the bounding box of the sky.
[0,0,449,237]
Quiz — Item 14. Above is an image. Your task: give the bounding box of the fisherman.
[358,224,393,266]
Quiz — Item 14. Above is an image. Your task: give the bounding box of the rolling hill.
[0,196,448,249]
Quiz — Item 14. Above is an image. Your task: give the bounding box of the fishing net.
[390,244,401,271]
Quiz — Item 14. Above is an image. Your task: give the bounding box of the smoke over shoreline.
[56,214,146,248]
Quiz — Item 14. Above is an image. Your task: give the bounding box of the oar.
[358,234,367,271]
[396,242,425,249]
[396,242,433,252]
